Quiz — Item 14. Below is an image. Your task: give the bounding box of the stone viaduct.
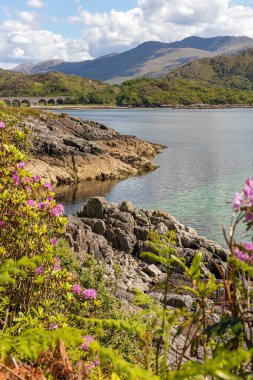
[0,96,67,107]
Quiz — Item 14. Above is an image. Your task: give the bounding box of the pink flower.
[235,248,249,262]
[49,323,58,330]
[50,238,58,246]
[82,289,97,300]
[38,201,48,210]
[32,175,40,182]
[244,242,253,252]
[35,266,45,275]
[50,203,64,217]
[0,220,7,229]
[47,195,54,201]
[72,284,82,295]
[12,173,20,186]
[26,199,36,207]
[244,212,253,223]
[233,192,244,209]
[91,357,100,367]
[0,122,5,129]
[44,182,52,190]
[53,258,61,271]
[16,162,26,169]
[245,177,253,189]
[81,336,94,351]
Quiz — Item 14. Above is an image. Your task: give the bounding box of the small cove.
[54,108,253,244]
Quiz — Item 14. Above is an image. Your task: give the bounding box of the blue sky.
[0,0,253,68]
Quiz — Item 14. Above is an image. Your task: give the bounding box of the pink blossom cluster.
[82,289,97,300]
[72,284,82,294]
[71,284,97,300]
[50,204,64,217]
[26,198,64,216]
[16,162,26,169]
[235,242,253,263]
[35,266,45,275]
[81,335,94,351]
[0,121,5,129]
[233,177,253,222]
[0,220,7,229]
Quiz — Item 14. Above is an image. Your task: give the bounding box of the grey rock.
[134,226,150,241]
[167,294,194,310]
[119,200,135,213]
[143,264,162,277]
[110,211,135,225]
[78,196,118,218]
[93,219,107,236]
[115,290,134,302]
[116,231,137,253]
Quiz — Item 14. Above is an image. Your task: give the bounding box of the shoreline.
[37,103,253,111]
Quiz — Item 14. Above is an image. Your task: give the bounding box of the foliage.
[0,71,119,105]
[0,112,253,379]
[116,77,253,106]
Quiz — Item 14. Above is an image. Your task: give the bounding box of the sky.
[1,0,253,69]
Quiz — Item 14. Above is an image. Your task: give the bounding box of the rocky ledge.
[66,197,229,313]
[22,112,163,184]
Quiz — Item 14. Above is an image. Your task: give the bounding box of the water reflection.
[54,179,120,214]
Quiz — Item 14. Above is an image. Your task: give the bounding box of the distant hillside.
[171,48,253,90]
[116,77,253,107]
[0,71,118,104]
[12,36,253,83]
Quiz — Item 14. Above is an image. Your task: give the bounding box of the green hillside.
[172,48,253,90]
[116,77,253,106]
[0,70,119,104]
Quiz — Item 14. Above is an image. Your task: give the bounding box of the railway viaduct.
[0,96,67,107]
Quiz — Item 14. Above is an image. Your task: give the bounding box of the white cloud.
[26,0,46,8]
[77,0,253,56]
[1,0,253,69]
[0,18,92,68]
[18,11,37,24]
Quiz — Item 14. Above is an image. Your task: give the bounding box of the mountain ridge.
[11,35,253,83]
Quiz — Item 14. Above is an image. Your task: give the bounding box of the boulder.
[77,196,117,218]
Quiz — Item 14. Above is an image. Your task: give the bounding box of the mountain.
[12,36,253,83]
[171,48,253,90]
[13,59,64,74]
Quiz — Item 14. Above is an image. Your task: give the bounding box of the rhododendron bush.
[0,113,69,324]
[0,110,252,379]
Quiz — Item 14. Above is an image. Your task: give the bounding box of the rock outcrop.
[65,197,229,309]
[22,112,163,184]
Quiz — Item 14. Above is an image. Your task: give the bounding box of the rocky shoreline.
[66,196,229,313]
[22,112,164,184]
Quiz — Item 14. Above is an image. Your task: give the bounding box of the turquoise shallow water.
[54,108,253,244]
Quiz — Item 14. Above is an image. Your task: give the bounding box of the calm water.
[54,108,253,244]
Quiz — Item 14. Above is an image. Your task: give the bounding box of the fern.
[0,327,83,361]
[91,341,159,380]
